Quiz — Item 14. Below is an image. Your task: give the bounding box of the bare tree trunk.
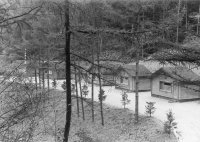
[74,63,80,117]
[162,1,165,39]
[39,48,41,89]
[185,0,188,30]
[153,2,155,22]
[34,56,38,91]
[176,0,181,43]
[34,68,38,91]
[142,10,145,58]
[133,16,140,122]
[42,60,45,90]
[91,43,94,122]
[47,47,50,94]
[197,5,200,35]
[63,0,71,141]
[54,111,57,142]
[135,50,139,123]
[78,68,85,120]
[97,35,104,126]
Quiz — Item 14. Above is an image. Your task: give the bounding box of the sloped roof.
[100,62,122,75]
[152,66,200,83]
[87,62,122,75]
[120,64,152,77]
[97,50,134,63]
[101,62,122,70]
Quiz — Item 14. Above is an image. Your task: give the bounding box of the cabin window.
[120,76,123,83]
[49,71,52,75]
[159,81,172,92]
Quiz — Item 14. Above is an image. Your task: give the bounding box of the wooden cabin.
[87,62,121,86]
[151,66,200,101]
[116,64,152,92]
[26,61,66,80]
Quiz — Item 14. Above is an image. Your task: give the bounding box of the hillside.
[35,90,178,142]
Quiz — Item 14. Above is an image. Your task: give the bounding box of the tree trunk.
[39,48,41,89]
[153,2,155,22]
[135,48,140,123]
[91,43,94,122]
[162,1,165,39]
[97,35,104,126]
[133,17,140,123]
[34,56,38,91]
[74,63,80,118]
[185,0,188,30]
[197,5,200,35]
[42,60,45,90]
[34,68,38,91]
[63,0,71,141]
[78,68,85,120]
[47,47,50,94]
[176,0,181,43]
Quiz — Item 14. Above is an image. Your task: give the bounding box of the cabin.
[26,61,66,80]
[41,62,66,80]
[151,66,200,101]
[77,61,91,83]
[116,64,152,92]
[87,62,121,86]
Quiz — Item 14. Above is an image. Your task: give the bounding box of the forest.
[0,0,199,142]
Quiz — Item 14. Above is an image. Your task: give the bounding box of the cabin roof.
[120,64,152,77]
[152,66,200,84]
[88,62,122,75]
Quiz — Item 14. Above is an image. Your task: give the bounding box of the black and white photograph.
[0,0,199,142]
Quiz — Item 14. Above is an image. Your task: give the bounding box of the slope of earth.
[38,90,177,142]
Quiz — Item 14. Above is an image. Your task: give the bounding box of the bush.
[164,110,177,135]
[98,89,106,101]
[82,84,89,97]
[61,81,66,90]
[61,81,76,93]
[52,79,57,89]
[145,102,156,117]
[121,91,131,109]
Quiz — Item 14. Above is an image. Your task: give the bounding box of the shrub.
[164,109,177,135]
[145,102,156,117]
[121,91,131,109]
[61,81,66,90]
[61,81,76,93]
[82,84,89,97]
[98,89,106,101]
[52,79,57,89]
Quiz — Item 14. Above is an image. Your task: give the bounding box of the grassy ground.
[30,89,177,142]
[45,90,177,142]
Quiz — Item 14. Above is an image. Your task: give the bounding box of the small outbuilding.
[116,64,152,92]
[87,62,121,86]
[151,66,200,101]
